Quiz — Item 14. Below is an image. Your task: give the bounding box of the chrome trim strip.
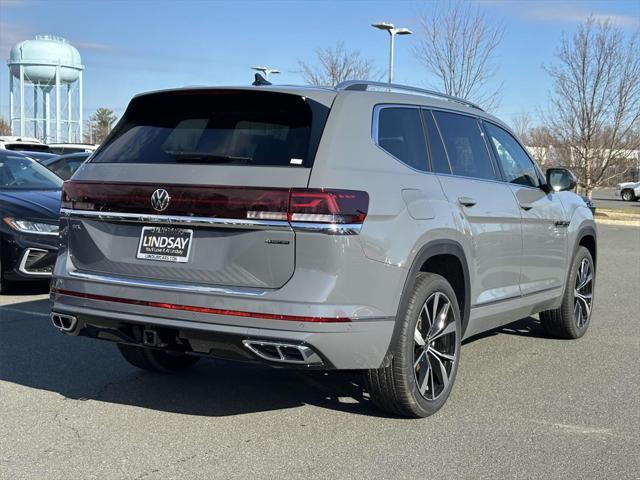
[62,209,362,235]
[290,222,362,235]
[60,208,291,230]
[471,286,562,308]
[18,248,52,277]
[67,270,269,297]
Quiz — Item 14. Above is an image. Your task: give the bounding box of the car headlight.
[2,217,59,236]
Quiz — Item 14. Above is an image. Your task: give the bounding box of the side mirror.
[545,168,577,192]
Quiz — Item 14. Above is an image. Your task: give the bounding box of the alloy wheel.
[574,258,593,328]
[413,292,459,401]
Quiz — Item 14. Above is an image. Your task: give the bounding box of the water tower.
[7,35,84,143]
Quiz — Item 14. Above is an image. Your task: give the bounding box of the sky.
[0,0,639,127]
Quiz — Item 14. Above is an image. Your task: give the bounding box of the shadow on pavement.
[0,307,388,418]
[0,280,51,297]
[463,316,551,344]
[1,301,548,418]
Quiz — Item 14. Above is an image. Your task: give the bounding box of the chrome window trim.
[67,270,269,297]
[61,209,362,235]
[371,103,548,192]
[18,248,52,276]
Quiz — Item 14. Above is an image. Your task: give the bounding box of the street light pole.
[371,22,412,84]
[388,31,394,84]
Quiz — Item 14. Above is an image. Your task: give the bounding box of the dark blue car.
[0,150,62,293]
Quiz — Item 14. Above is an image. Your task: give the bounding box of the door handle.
[519,202,533,211]
[458,196,477,207]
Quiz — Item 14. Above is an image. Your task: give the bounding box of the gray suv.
[51,81,597,417]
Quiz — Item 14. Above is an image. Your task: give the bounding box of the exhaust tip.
[51,312,78,332]
[242,340,323,365]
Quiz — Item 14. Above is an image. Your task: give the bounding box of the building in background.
[7,35,84,143]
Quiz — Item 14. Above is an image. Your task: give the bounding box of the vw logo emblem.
[150,189,171,212]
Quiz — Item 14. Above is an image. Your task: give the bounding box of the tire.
[621,189,636,202]
[540,246,595,339]
[117,343,200,373]
[364,273,462,418]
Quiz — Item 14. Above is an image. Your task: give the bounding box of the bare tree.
[0,117,10,136]
[414,1,504,109]
[543,19,640,197]
[511,112,534,143]
[298,41,379,87]
[525,126,556,168]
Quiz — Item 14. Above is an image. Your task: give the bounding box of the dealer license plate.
[136,226,193,263]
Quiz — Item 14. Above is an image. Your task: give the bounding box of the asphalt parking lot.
[1,223,638,480]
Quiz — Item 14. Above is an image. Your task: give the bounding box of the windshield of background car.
[0,153,63,190]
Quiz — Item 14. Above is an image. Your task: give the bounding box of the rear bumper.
[51,214,406,369]
[50,292,395,370]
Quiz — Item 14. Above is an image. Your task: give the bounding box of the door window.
[484,122,539,187]
[432,111,497,180]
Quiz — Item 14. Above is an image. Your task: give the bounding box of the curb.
[595,218,640,227]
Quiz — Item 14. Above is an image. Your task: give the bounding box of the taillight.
[289,189,368,224]
[62,182,368,225]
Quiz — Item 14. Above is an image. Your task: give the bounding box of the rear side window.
[49,158,85,179]
[432,111,497,180]
[484,122,539,187]
[91,90,329,167]
[376,107,428,171]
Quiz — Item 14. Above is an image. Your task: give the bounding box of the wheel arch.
[555,223,597,306]
[383,239,470,366]
[576,225,597,268]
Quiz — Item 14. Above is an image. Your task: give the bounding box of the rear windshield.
[6,143,52,153]
[91,90,329,168]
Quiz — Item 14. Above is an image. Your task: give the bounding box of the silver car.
[616,181,640,201]
[51,81,597,418]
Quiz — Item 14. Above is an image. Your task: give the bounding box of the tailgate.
[62,88,333,290]
[64,177,302,289]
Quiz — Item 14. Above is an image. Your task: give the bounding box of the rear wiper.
[166,151,251,164]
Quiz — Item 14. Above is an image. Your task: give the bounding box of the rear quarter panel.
[308,93,468,317]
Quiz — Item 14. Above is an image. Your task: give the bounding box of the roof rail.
[335,80,483,111]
